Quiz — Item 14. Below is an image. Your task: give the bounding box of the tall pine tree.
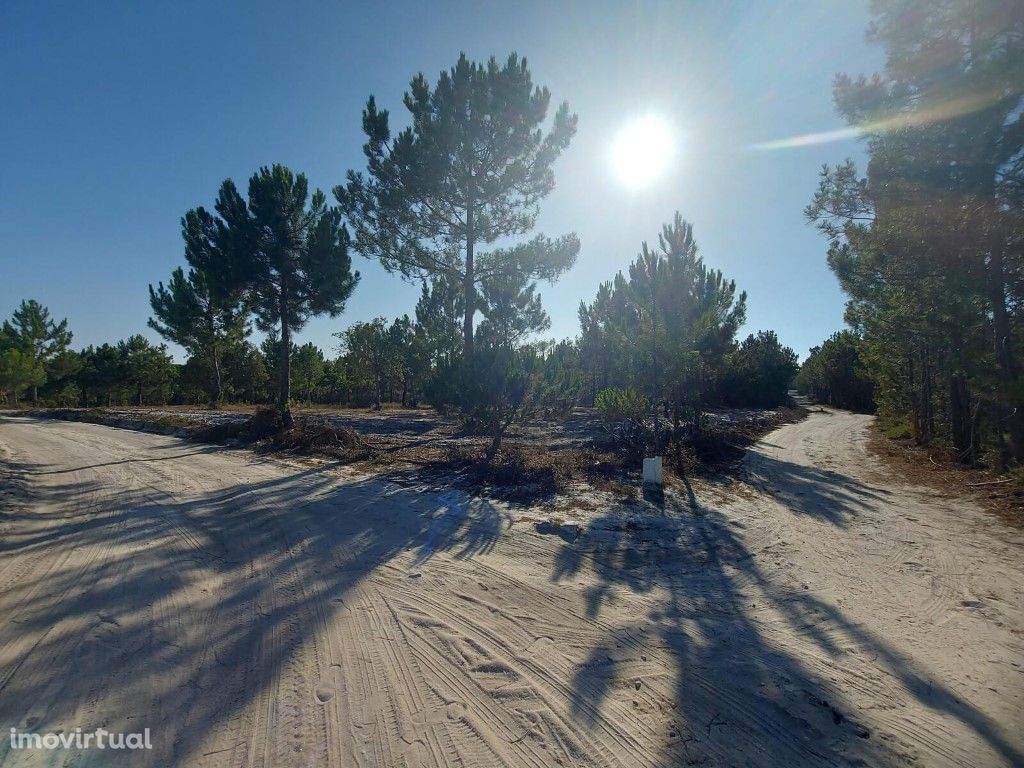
[1,299,72,403]
[209,165,360,424]
[807,0,1024,464]
[336,53,578,357]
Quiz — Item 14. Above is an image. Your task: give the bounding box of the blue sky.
[0,1,881,361]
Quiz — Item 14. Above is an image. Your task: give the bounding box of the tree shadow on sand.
[1,434,1018,767]
[738,452,893,527]
[552,481,1021,767]
[0,453,507,765]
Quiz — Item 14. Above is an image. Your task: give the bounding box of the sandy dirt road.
[0,411,1021,767]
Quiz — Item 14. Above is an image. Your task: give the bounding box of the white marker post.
[642,456,663,486]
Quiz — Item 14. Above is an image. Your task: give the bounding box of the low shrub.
[594,387,651,456]
[594,387,649,423]
[244,407,285,441]
[269,418,369,456]
[192,421,245,443]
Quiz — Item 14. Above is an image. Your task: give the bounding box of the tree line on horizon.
[0,258,798,457]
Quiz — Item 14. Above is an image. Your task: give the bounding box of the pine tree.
[44,350,83,406]
[0,349,45,405]
[415,275,464,368]
[148,263,248,406]
[2,299,72,403]
[387,315,429,406]
[806,0,1024,464]
[291,342,326,403]
[427,340,578,461]
[795,331,874,412]
[79,344,122,406]
[221,342,270,403]
[476,268,550,348]
[337,318,394,408]
[117,335,176,406]
[211,165,360,424]
[579,214,746,448]
[336,53,578,356]
[720,331,799,408]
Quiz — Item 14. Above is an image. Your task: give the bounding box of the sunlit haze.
[610,116,676,188]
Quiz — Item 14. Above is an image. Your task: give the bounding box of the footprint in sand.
[315,685,334,703]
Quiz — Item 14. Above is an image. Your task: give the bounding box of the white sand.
[0,411,1020,766]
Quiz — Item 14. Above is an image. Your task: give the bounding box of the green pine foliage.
[291,343,326,404]
[116,335,177,406]
[195,165,361,423]
[336,318,393,408]
[794,331,874,413]
[805,0,1024,466]
[720,331,799,408]
[337,53,578,356]
[578,214,747,448]
[14,42,975,469]
[427,342,578,461]
[148,265,248,406]
[1,299,72,403]
[0,348,45,405]
[594,387,652,455]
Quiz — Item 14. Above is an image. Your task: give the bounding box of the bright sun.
[611,116,675,188]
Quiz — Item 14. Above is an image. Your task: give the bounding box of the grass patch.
[878,417,914,440]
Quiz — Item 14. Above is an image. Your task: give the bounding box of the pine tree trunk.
[207,306,222,408]
[279,281,294,427]
[671,398,681,448]
[949,372,972,463]
[988,244,1024,462]
[485,422,502,463]
[210,351,222,408]
[907,355,922,443]
[463,205,475,358]
[921,350,934,444]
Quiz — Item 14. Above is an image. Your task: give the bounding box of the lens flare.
[749,88,1007,151]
